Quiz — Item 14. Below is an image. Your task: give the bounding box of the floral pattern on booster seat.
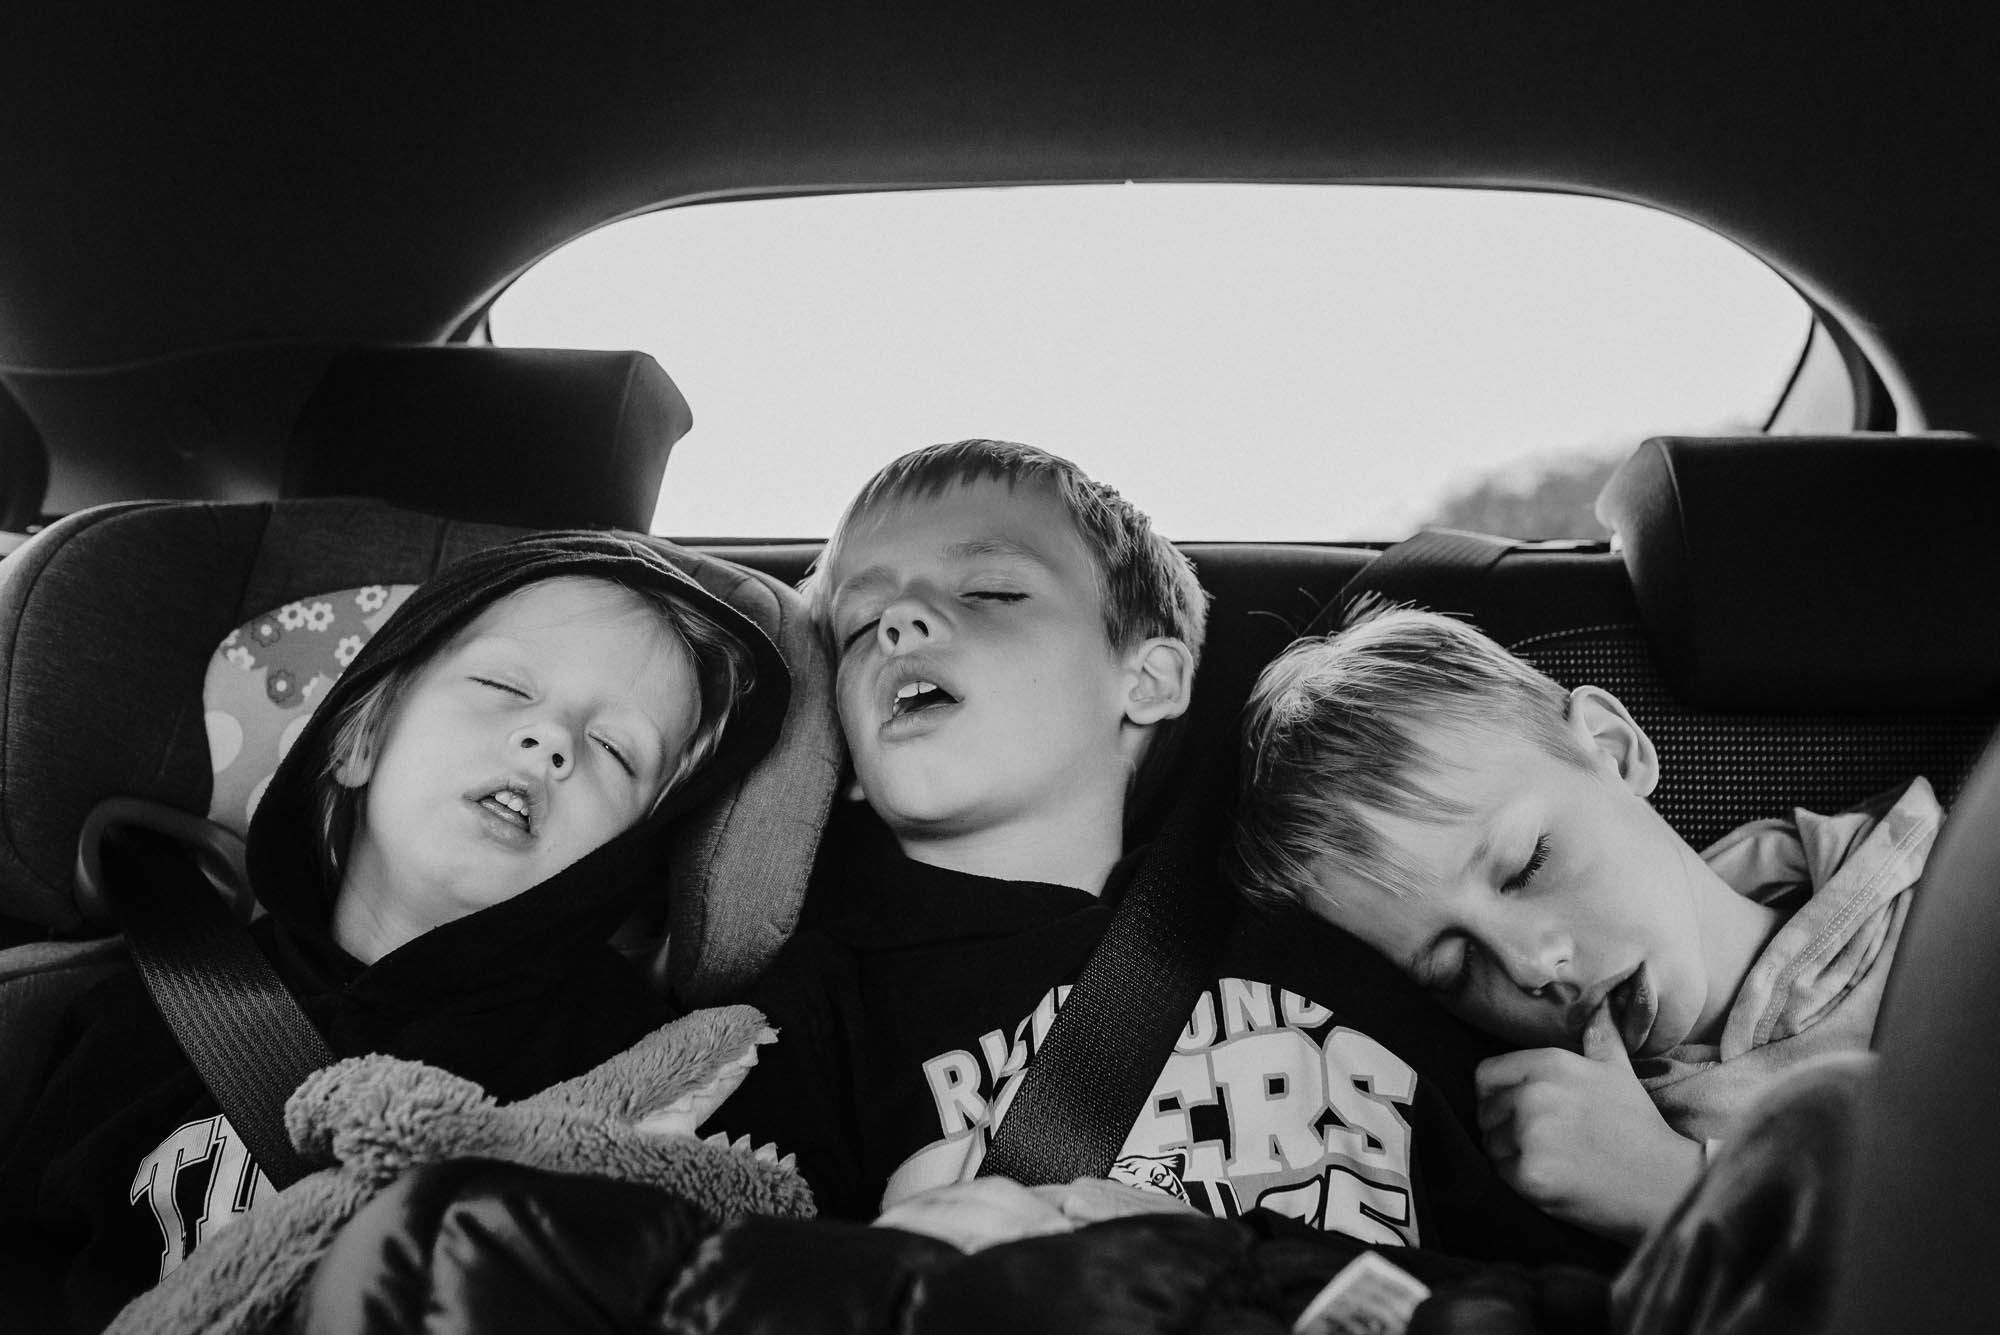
[201,584,418,836]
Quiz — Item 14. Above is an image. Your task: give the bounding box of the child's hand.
[1475,1004,1702,1242]
[872,1175,1074,1252]
[1029,1175,1201,1224]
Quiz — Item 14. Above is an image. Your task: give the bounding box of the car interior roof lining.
[0,7,1992,432]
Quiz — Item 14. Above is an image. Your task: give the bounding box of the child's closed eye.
[1502,834,1551,892]
[839,592,1022,651]
[1419,938,1471,997]
[472,676,529,698]
[592,733,635,776]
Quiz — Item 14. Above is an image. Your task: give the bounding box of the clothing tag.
[1292,1250,1431,1335]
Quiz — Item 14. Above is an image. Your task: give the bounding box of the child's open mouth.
[1607,966,1655,1056]
[475,783,536,838]
[890,679,959,720]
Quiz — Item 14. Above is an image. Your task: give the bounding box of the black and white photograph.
[1,6,1993,1332]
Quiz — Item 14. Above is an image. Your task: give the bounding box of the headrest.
[1595,433,2000,711]
[283,347,691,531]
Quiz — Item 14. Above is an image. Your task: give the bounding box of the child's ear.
[1565,685,1658,797]
[1121,637,1195,727]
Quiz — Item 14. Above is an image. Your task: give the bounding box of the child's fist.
[1475,1004,1702,1241]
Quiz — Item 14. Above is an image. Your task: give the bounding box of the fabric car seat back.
[1230,433,2000,853]
[1566,431,2000,844]
[1513,622,1994,848]
[1828,732,2000,1332]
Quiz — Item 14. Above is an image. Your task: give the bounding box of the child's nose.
[514,724,574,776]
[1497,926,1575,999]
[878,596,943,651]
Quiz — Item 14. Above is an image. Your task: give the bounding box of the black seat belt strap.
[1301,526,1517,638]
[980,527,1518,1186]
[979,715,1238,1185]
[80,801,335,1188]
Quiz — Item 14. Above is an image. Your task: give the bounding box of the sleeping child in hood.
[0,531,790,1333]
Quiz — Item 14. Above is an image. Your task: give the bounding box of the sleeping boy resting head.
[1228,602,1939,1241]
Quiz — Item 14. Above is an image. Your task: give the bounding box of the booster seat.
[0,346,840,1152]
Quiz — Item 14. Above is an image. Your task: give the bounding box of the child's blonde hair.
[803,439,1210,818]
[802,439,1207,663]
[1227,602,1588,913]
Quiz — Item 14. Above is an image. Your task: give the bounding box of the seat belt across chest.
[979,529,1518,1185]
[78,799,335,1188]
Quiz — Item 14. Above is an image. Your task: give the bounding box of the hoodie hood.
[245,532,790,1067]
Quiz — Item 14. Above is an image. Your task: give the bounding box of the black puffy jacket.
[298,1161,1612,1335]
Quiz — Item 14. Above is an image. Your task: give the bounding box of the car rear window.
[490,184,1842,541]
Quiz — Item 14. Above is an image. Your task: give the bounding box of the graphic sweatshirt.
[0,532,790,1334]
[716,829,1616,1270]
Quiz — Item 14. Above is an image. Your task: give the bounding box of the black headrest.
[1595,433,2000,711]
[283,347,691,531]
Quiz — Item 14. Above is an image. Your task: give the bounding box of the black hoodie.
[0,532,791,1333]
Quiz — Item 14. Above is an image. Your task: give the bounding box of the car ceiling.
[2,4,1996,443]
